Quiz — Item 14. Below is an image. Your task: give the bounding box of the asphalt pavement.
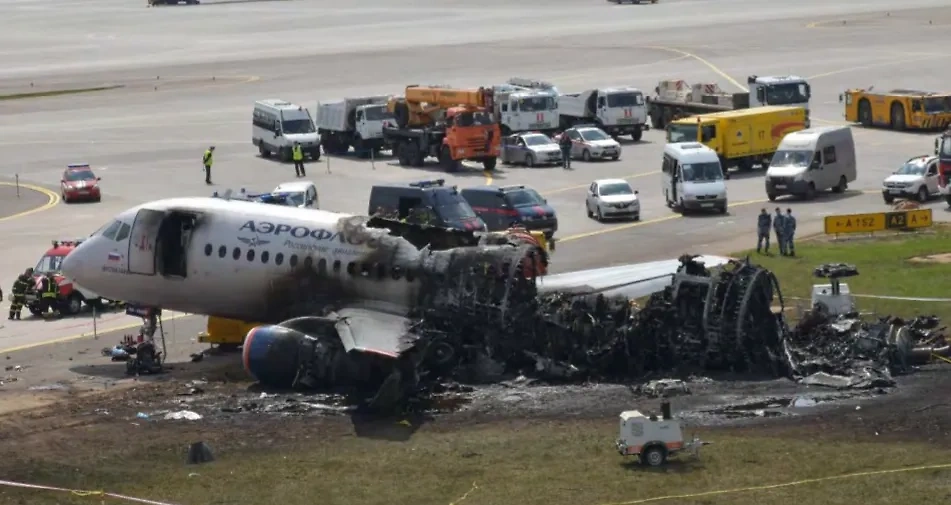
[1,0,951,357]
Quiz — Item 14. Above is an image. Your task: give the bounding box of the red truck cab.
[28,239,104,316]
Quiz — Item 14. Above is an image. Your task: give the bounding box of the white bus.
[252,99,321,162]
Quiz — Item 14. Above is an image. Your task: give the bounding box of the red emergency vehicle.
[26,239,105,316]
[938,129,951,206]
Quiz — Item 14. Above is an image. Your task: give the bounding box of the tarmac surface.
[2,0,951,387]
[0,184,55,220]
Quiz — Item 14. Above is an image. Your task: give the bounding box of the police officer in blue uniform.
[559,133,573,169]
[784,208,797,256]
[772,207,786,256]
[756,208,772,254]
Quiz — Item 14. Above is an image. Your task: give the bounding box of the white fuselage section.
[62,198,423,323]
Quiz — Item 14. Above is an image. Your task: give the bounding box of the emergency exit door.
[128,209,164,275]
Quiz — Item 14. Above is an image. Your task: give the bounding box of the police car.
[499,132,563,167]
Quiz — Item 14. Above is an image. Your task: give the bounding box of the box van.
[765,126,856,201]
[273,181,319,209]
[662,142,728,214]
[368,179,487,231]
[252,99,321,162]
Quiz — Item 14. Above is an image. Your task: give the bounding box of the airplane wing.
[536,255,735,299]
[329,303,419,358]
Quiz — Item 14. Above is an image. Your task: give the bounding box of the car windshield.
[505,189,545,207]
[432,190,477,219]
[599,182,634,196]
[895,161,926,175]
[667,124,698,143]
[681,162,723,182]
[281,192,306,206]
[764,83,810,105]
[579,129,609,141]
[523,134,553,146]
[517,96,556,112]
[65,169,95,181]
[363,105,393,121]
[771,150,813,167]
[923,97,951,114]
[35,254,64,274]
[606,92,644,107]
[455,111,495,126]
[281,118,315,134]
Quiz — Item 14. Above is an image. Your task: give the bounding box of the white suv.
[881,155,940,204]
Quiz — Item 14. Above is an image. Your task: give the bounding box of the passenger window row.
[202,243,416,282]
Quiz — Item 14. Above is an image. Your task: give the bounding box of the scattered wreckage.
[236,251,948,412]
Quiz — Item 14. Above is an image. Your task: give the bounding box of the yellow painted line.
[484,170,493,186]
[0,181,60,223]
[807,54,938,80]
[542,171,660,196]
[0,312,193,355]
[645,46,748,93]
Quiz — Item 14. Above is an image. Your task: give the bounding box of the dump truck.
[666,105,808,173]
[492,78,560,134]
[558,87,648,141]
[648,75,812,129]
[841,88,951,131]
[316,96,394,158]
[383,85,501,172]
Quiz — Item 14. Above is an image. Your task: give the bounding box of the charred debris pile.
[407,255,945,397]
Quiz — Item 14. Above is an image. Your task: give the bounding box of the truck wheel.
[64,293,83,316]
[917,185,929,203]
[483,157,497,171]
[440,146,458,172]
[259,144,271,158]
[354,137,368,158]
[883,194,894,204]
[397,145,411,166]
[631,129,643,142]
[890,102,906,131]
[641,446,667,467]
[858,99,872,127]
[651,111,664,130]
[310,148,321,161]
[805,182,817,200]
[767,192,777,202]
[29,305,42,317]
[833,176,847,194]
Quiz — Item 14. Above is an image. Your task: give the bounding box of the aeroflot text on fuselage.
[238,220,382,248]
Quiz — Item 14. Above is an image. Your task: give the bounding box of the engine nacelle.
[242,325,307,388]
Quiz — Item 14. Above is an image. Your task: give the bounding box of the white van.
[273,181,319,209]
[662,142,728,214]
[252,99,321,162]
[765,126,855,201]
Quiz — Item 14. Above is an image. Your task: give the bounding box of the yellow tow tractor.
[197,317,262,350]
[840,88,951,131]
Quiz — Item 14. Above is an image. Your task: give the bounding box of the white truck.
[558,87,649,141]
[316,96,394,158]
[647,75,812,129]
[492,78,560,135]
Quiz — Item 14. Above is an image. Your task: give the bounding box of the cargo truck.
[558,87,648,141]
[492,78,560,135]
[383,85,501,172]
[666,105,808,174]
[647,75,811,129]
[316,96,394,158]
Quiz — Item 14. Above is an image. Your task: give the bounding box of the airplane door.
[127,209,164,275]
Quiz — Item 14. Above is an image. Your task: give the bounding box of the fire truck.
[937,130,951,206]
[25,239,108,316]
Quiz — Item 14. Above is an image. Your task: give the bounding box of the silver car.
[500,133,563,167]
[559,126,622,161]
[585,178,640,221]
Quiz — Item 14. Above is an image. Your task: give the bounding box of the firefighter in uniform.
[202,145,215,184]
[292,142,306,177]
[9,267,33,320]
[39,273,60,319]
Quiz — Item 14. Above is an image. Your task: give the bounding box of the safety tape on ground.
[0,479,182,505]
[787,294,951,302]
[597,462,951,505]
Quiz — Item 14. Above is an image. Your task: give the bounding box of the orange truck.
[384,85,501,172]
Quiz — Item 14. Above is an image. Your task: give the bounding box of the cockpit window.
[99,221,122,240]
[115,223,131,241]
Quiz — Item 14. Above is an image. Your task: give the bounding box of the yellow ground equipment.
[841,88,951,131]
[197,316,262,348]
[666,105,807,173]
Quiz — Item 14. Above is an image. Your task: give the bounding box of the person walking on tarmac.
[756,208,772,254]
[772,207,787,256]
[784,208,797,257]
[292,142,306,177]
[9,267,33,320]
[39,273,60,319]
[202,146,215,184]
[559,133,573,169]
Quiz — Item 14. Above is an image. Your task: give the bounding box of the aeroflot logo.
[239,221,381,248]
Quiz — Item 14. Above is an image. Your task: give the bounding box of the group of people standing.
[757,207,797,256]
[6,268,60,320]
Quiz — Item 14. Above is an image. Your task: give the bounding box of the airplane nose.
[62,242,88,284]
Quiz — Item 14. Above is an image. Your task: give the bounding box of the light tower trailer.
[558,87,649,141]
[616,401,709,467]
[316,96,393,158]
